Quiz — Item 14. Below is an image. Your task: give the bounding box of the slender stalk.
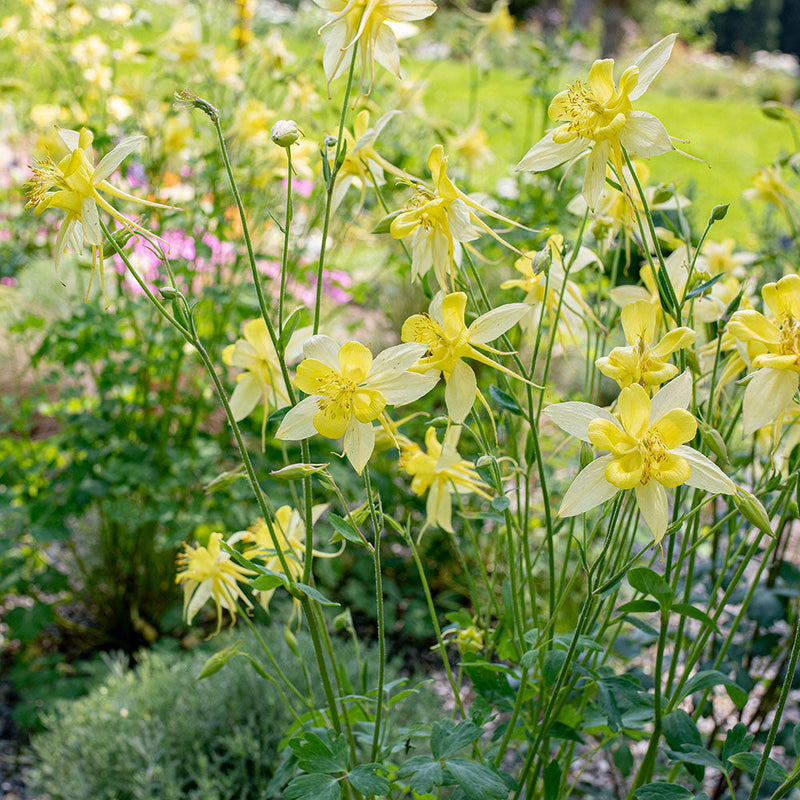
[279,145,293,332]
[313,47,358,335]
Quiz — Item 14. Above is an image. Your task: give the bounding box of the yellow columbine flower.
[25,127,171,305]
[500,234,600,341]
[567,160,689,253]
[276,335,439,474]
[315,0,437,93]
[596,299,695,390]
[744,164,800,213]
[401,426,492,533]
[229,505,333,617]
[401,291,529,423]
[516,34,677,208]
[545,372,735,543]
[391,144,526,291]
[175,533,255,634]
[332,109,409,210]
[727,273,800,433]
[223,319,309,448]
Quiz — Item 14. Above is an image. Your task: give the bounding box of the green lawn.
[408,55,796,242]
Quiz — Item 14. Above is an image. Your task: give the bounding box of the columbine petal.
[516,130,587,173]
[619,111,673,158]
[229,373,263,421]
[343,417,375,475]
[303,334,342,370]
[634,481,669,543]
[545,401,619,443]
[380,371,440,405]
[93,136,146,184]
[446,359,477,423]
[650,370,692,423]
[672,445,736,494]
[373,23,402,78]
[583,140,611,208]
[651,408,697,448]
[617,384,651,439]
[630,33,677,101]
[469,303,530,344]
[276,396,320,440]
[742,367,799,434]
[368,342,428,385]
[81,196,102,245]
[559,455,619,516]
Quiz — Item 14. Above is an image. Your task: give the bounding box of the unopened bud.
[159,286,179,300]
[284,627,301,658]
[271,119,300,147]
[531,247,552,274]
[734,488,773,536]
[270,462,330,480]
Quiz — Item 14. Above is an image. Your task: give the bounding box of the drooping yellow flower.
[596,300,695,390]
[222,319,309,448]
[331,109,409,210]
[315,0,437,93]
[276,335,439,474]
[390,145,526,290]
[401,426,492,533]
[176,533,255,634]
[744,164,799,213]
[567,160,689,253]
[25,127,172,305]
[229,505,333,617]
[500,234,600,341]
[517,34,678,208]
[401,291,528,423]
[546,372,735,542]
[728,273,800,433]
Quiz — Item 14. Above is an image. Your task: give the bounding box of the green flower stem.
[628,606,671,794]
[279,145,293,333]
[623,149,681,325]
[239,610,312,713]
[101,220,343,742]
[514,494,624,800]
[407,531,466,718]
[313,46,358,335]
[205,102,295,402]
[747,607,800,800]
[300,596,343,734]
[364,466,387,762]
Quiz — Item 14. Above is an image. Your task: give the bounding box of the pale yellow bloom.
[229,505,331,614]
[391,145,525,290]
[332,109,407,209]
[517,35,678,208]
[25,127,172,305]
[500,234,599,340]
[276,335,438,474]
[744,164,799,211]
[176,533,255,634]
[728,273,800,433]
[401,426,491,533]
[546,372,735,542]
[596,300,695,390]
[315,0,437,93]
[401,291,528,423]
[223,319,309,447]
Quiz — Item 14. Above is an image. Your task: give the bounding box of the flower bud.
[733,489,773,537]
[271,119,300,147]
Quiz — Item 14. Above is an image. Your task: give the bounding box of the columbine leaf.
[284,773,340,800]
[430,719,483,760]
[489,384,523,416]
[294,582,340,606]
[727,752,789,782]
[328,512,363,545]
[633,782,694,800]
[396,756,443,794]
[349,764,390,796]
[628,567,673,604]
[444,758,511,800]
[290,730,349,773]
